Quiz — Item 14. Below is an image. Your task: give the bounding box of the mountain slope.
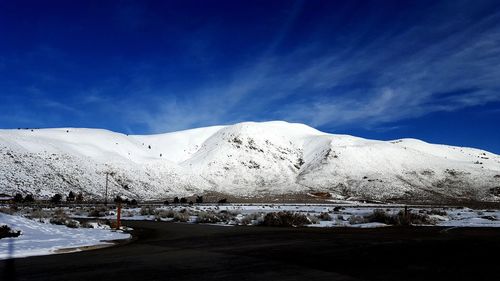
[1,121,499,203]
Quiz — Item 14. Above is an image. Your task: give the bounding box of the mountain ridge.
[1,121,499,203]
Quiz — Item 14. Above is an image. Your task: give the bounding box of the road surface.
[2,221,500,281]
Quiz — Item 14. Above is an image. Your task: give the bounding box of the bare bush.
[80,221,93,228]
[173,212,190,222]
[0,206,17,215]
[140,206,155,216]
[88,207,106,217]
[240,213,263,225]
[54,208,67,218]
[262,212,310,227]
[348,215,366,225]
[49,208,69,225]
[64,219,80,228]
[154,209,173,219]
[196,212,220,223]
[29,209,51,221]
[366,209,435,225]
[402,211,435,225]
[217,210,238,223]
[0,225,21,239]
[366,209,392,224]
[73,208,86,216]
[49,217,65,225]
[427,209,447,216]
[317,212,332,221]
[47,208,80,228]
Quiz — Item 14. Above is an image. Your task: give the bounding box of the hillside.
[1,121,499,203]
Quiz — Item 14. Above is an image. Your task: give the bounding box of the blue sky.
[1,0,500,153]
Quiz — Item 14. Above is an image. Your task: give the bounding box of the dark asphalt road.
[2,222,500,281]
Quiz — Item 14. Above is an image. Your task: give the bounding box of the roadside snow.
[438,217,500,227]
[436,208,500,227]
[95,204,500,228]
[0,213,130,259]
[307,221,388,228]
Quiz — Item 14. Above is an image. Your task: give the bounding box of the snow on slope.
[298,137,500,201]
[131,125,225,163]
[1,121,500,203]
[180,122,325,194]
[0,128,211,200]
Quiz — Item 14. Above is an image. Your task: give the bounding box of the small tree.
[173,197,180,204]
[51,194,62,204]
[129,199,138,206]
[217,198,227,204]
[67,191,75,202]
[180,197,187,204]
[196,196,203,204]
[164,200,169,205]
[13,193,23,203]
[24,194,35,203]
[114,196,123,203]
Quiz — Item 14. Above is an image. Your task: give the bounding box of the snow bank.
[0,213,130,259]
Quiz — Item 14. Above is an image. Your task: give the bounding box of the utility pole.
[116,201,122,230]
[104,172,109,206]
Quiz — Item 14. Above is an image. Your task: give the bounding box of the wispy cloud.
[127,4,500,133]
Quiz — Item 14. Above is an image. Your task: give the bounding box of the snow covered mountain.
[1,121,499,203]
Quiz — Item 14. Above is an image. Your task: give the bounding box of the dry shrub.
[154,209,174,218]
[64,219,80,228]
[140,206,155,216]
[173,212,190,222]
[240,213,263,225]
[318,212,332,221]
[348,215,366,225]
[88,207,106,217]
[366,209,391,224]
[262,211,309,227]
[427,209,447,216]
[217,210,238,223]
[28,209,51,220]
[0,225,21,239]
[366,209,435,225]
[196,212,220,223]
[0,206,17,215]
